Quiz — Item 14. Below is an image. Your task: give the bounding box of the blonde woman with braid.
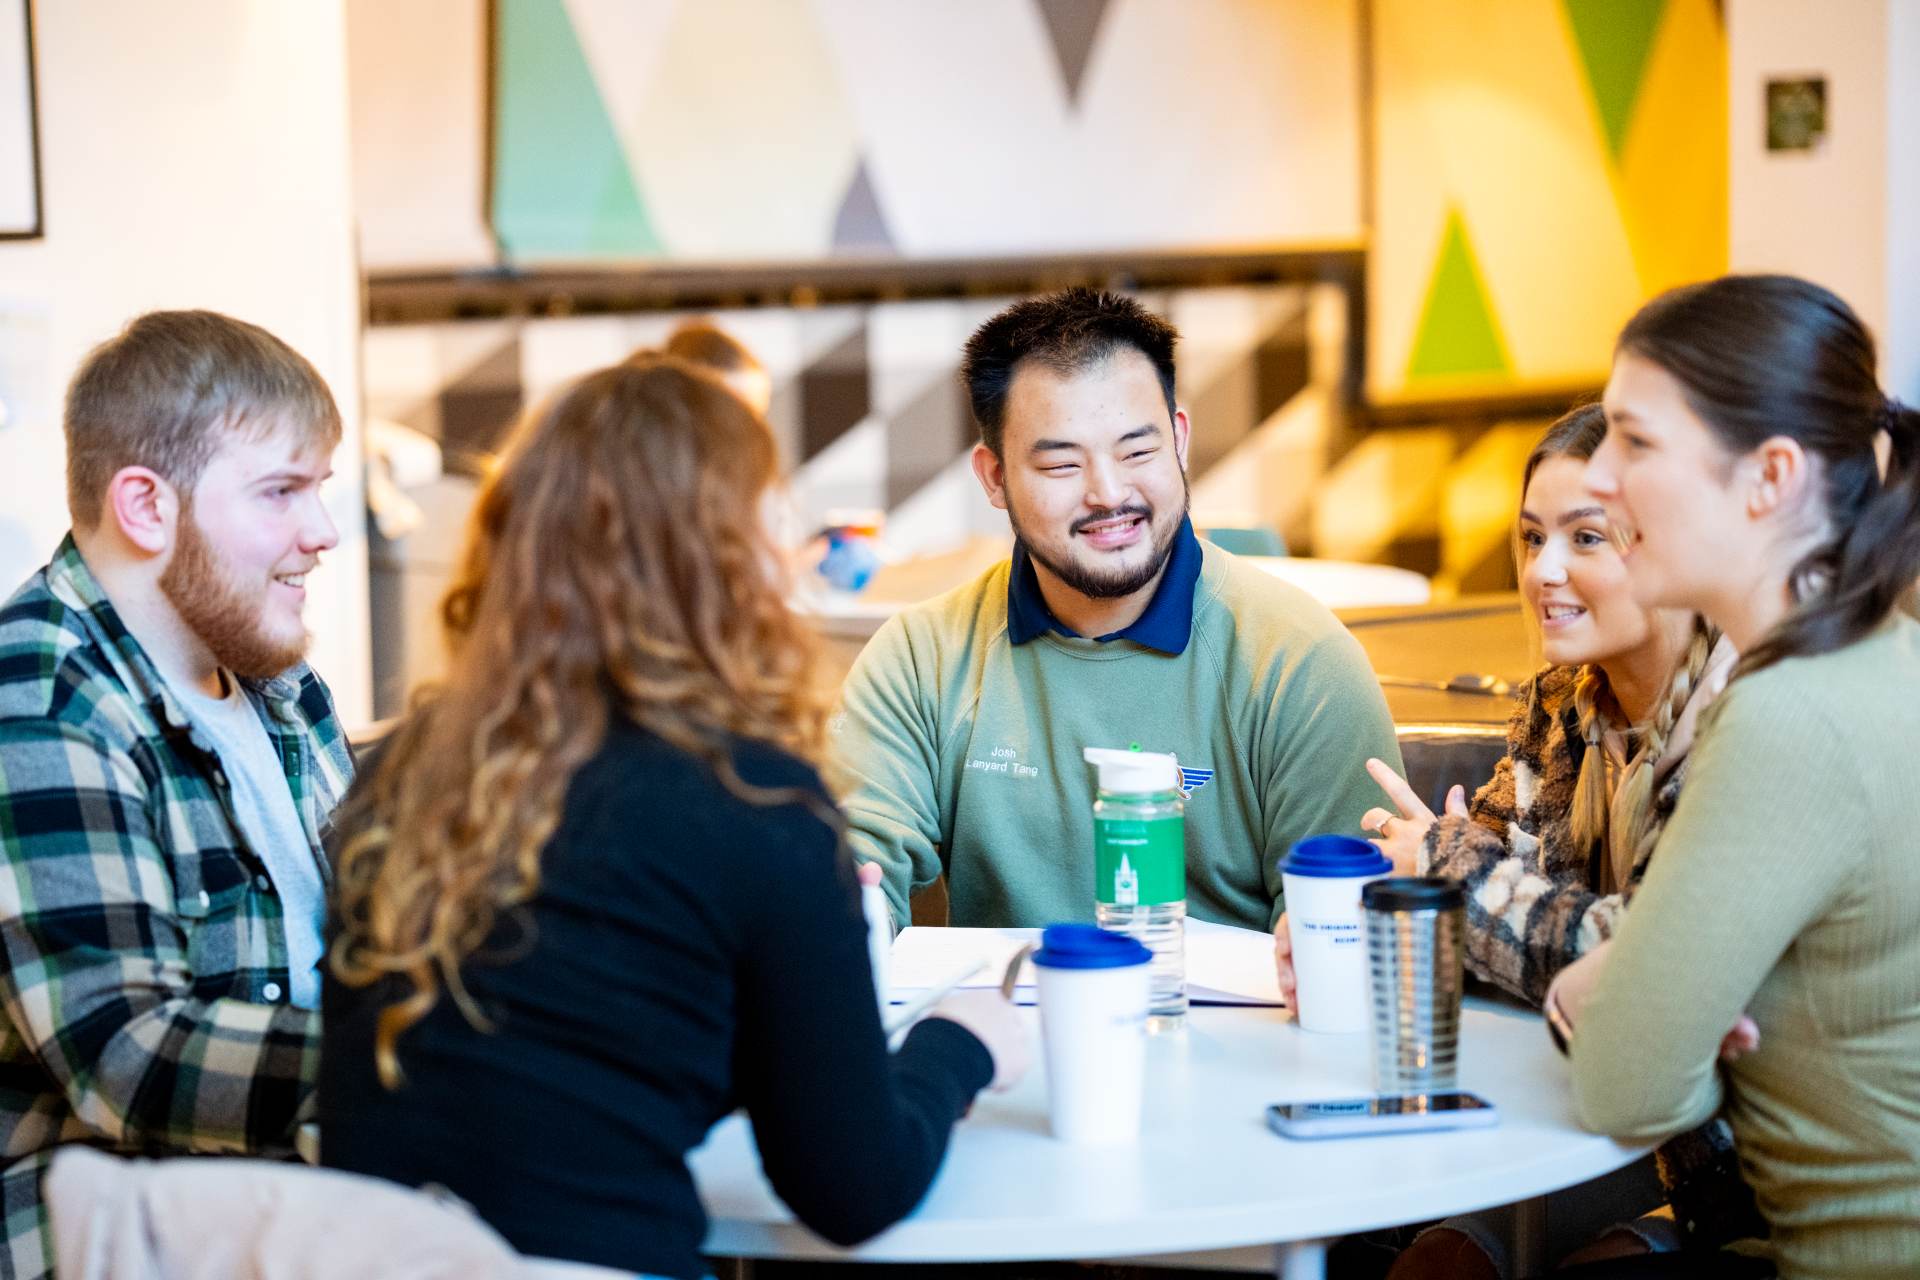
[1362,405,1734,1007]
[1277,407,1732,1007]
[318,359,1029,1279]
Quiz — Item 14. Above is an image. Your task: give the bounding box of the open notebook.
[887,919,1285,1008]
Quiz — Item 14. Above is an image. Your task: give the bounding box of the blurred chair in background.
[1199,523,1288,557]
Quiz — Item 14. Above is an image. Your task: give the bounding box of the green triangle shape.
[1561,0,1668,163]
[1406,211,1510,382]
[491,0,663,257]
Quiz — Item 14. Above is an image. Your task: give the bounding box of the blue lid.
[1032,923,1152,970]
[1280,833,1392,879]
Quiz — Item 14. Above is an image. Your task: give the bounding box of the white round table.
[690,1000,1647,1279]
[1237,557,1432,610]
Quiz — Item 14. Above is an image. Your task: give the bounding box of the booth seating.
[1198,524,1289,557]
[1346,596,1527,811]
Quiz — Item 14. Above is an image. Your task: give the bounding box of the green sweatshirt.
[829,543,1403,932]
[1571,614,1920,1279]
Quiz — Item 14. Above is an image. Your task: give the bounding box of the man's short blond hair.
[64,310,343,529]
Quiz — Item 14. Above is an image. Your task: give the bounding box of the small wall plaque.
[1766,77,1827,153]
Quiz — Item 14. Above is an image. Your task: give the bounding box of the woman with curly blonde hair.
[318,358,1026,1279]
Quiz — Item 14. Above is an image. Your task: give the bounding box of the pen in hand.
[883,960,988,1040]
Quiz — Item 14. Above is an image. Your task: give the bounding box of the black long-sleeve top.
[320,719,992,1279]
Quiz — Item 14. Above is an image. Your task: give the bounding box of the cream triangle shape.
[562,0,679,196]
[808,0,1358,256]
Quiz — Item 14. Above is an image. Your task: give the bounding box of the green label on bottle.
[1095,815,1185,906]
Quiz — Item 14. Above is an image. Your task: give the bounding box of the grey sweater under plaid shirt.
[0,537,353,1279]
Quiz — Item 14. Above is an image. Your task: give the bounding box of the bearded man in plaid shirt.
[0,311,356,1277]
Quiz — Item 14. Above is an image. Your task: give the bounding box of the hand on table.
[1547,940,1760,1062]
[928,990,1032,1092]
[1360,757,1466,877]
[1272,912,1297,1009]
[1717,1014,1761,1062]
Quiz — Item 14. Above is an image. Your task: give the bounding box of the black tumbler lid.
[1362,876,1465,912]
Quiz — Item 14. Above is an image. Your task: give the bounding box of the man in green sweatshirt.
[831,289,1402,933]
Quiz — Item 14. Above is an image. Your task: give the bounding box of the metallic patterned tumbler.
[1362,877,1466,1095]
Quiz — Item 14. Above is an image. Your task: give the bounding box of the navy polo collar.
[1006,516,1202,655]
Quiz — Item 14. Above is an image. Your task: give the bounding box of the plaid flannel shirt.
[0,536,353,1279]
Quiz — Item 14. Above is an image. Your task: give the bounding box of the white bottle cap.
[1082,746,1180,794]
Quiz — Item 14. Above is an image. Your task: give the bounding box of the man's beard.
[159,510,309,680]
[1009,476,1190,602]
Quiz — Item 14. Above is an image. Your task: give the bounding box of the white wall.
[1886,0,1920,400]
[345,0,494,271]
[0,1,371,722]
[1728,0,1919,400]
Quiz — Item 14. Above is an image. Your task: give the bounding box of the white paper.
[887,919,1284,1008]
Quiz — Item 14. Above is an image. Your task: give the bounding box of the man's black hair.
[960,288,1179,456]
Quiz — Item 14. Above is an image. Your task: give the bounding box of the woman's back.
[1572,613,1920,1277]
[321,720,990,1278]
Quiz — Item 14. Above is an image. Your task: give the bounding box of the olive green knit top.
[1571,614,1920,1279]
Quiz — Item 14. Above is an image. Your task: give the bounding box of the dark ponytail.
[1797,397,1920,660]
[1616,275,1920,677]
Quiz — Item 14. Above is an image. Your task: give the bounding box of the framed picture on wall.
[0,0,43,240]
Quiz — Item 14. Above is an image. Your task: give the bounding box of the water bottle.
[1083,746,1186,1032]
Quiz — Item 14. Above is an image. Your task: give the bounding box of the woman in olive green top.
[1550,275,1920,1280]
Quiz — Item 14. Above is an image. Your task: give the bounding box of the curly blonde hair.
[330,357,825,1088]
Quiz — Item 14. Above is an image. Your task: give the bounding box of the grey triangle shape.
[831,159,896,253]
[1035,0,1111,107]
[435,338,524,472]
[798,324,871,461]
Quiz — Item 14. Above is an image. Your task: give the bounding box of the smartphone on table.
[1266,1092,1499,1140]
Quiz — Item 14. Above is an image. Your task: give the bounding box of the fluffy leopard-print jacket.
[1416,663,1682,1005]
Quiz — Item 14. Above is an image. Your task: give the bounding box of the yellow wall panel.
[1372,0,1641,396]
[1615,0,1729,296]
[1370,0,1727,399]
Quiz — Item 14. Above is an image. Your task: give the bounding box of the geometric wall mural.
[491,0,1363,262]
[362,286,1317,548]
[1371,0,1727,398]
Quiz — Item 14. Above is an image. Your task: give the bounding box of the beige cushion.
[46,1147,629,1280]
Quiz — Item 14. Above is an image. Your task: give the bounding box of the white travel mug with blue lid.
[1280,835,1393,1033]
[1032,924,1153,1143]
